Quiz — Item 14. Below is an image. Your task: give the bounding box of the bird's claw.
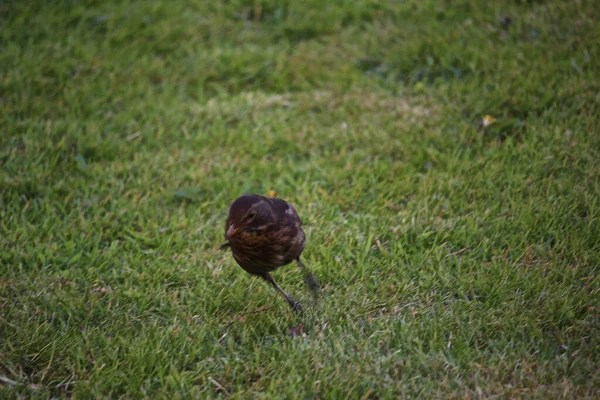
[290,301,303,312]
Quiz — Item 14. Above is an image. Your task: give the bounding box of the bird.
[221,194,319,311]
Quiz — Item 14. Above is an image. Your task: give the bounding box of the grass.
[1,0,599,397]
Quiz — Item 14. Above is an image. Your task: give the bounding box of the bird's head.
[225,194,271,240]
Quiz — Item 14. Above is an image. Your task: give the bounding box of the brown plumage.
[222,194,319,311]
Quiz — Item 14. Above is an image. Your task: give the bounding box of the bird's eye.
[247,212,256,220]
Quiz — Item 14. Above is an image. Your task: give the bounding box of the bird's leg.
[296,258,320,299]
[261,273,302,312]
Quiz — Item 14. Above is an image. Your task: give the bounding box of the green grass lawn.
[2,0,600,398]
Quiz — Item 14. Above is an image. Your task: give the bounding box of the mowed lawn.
[1,0,599,398]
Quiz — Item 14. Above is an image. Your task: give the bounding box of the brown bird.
[222,194,319,311]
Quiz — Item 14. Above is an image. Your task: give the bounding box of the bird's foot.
[289,300,303,313]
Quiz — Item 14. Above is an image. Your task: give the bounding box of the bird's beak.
[226,224,240,240]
